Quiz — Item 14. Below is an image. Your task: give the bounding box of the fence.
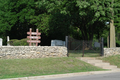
[65,36,104,57]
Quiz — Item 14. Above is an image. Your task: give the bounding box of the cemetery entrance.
[66,36,104,57]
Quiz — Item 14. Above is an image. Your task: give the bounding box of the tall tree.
[0,0,35,43]
[0,0,120,45]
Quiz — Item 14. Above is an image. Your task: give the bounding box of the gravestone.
[0,38,2,46]
[51,40,65,46]
[7,36,10,46]
[94,42,100,47]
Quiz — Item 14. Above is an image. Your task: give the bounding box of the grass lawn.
[69,50,101,57]
[0,57,104,79]
[100,55,120,68]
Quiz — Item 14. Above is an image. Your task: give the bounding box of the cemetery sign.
[27,28,41,46]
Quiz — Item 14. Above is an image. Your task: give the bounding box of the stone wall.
[104,48,120,57]
[0,46,67,59]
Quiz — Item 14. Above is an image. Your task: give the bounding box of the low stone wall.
[0,46,67,59]
[104,48,120,57]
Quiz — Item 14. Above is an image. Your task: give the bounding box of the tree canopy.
[0,0,120,45]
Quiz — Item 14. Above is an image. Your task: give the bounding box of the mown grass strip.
[0,57,104,79]
[101,55,120,68]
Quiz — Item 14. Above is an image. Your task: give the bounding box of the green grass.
[0,57,104,79]
[69,50,101,57]
[101,55,120,68]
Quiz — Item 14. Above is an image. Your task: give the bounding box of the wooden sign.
[27,28,41,46]
[27,36,41,39]
[27,40,41,43]
[27,32,41,35]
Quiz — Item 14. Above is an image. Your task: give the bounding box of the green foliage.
[30,14,50,35]
[74,0,113,40]
[32,0,112,40]
[8,38,29,46]
[48,13,71,40]
[0,0,120,45]
[114,0,120,25]
[116,40,120,47]
[0,0,36,44]
[0,0,35,32]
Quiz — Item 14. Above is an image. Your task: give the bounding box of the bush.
[116,40,120,47]
[8,38,29,46]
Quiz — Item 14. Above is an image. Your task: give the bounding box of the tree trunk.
[110,0,116,48]
[110,20,116,48]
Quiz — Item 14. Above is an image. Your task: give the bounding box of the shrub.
[8,38,29,46]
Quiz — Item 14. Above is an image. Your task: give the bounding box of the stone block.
[104,48,120,57]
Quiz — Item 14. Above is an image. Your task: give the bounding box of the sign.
[27,28,41,46]
[27,36,41,39]
[27,32,41,35]
[27,40,41,43]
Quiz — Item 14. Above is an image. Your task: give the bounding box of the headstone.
[7,36,10,46]
[51,40,65,46]
[94,42,100,47]
[0,38,2,46]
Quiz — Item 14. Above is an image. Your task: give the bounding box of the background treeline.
[0,0,120,46]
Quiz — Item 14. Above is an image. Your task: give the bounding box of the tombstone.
[94,42,100,47]
[51,40,65,46]
[7,36,10,46]
[0,38,2,46]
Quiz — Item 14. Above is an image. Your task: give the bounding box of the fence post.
[101,37,104,56]
[36,29,38,46]
[65,36,69,57]
[29,28,32,46]
[82,40,84,57]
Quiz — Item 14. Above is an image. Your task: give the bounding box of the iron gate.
[65,36,104,57]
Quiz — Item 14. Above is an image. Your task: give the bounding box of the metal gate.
[65,36,104,57]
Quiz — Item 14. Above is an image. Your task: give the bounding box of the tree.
[0,0,120,46]
[71,0,112,40]
[0,0,35,44]
[34,0,114,40]
[30,0,72,40]
[50,0,120,41]
[114,0,120,47]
